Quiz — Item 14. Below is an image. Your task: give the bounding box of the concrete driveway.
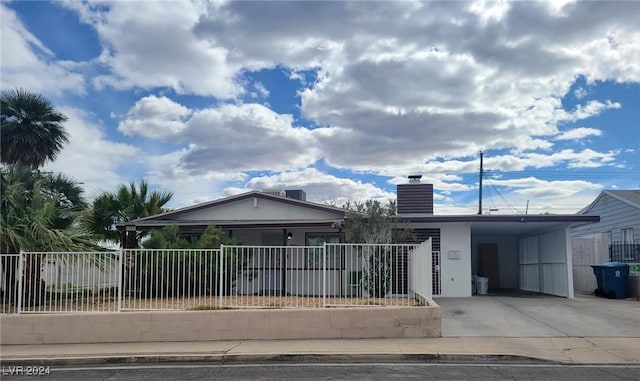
[435,293,640,337]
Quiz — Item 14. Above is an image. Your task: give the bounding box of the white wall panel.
[519,229,570,297]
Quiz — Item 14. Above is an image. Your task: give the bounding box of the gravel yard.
[2,294,424,313]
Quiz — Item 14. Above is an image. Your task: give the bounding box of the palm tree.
[84,180,173,246]
[45,172,88,230]
[0,165,100,306]
[1,89,69,169]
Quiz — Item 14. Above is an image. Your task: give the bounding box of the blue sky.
[2,1,639,214]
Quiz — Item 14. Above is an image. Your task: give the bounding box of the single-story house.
[118,181,599,298]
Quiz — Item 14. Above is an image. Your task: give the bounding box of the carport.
[399,214,599,298]
[470,215,600,298]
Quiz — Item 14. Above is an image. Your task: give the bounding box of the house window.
[306,233,340,269]
[621,228,634,243]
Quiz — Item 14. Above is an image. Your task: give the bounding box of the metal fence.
[609,242,640,263]
[1,254,19,314]
[0,241,433,314]
[432,251,441,296]
[121,248,220,311]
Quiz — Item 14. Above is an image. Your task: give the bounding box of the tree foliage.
[0,88,92,253]
[142,225,240,249]
[83,180,173,244]
[129,225,243,298]
[0,89,100,305]
[341,199,413,298]
[1,88,69,168]
[0,164,101,305]
[342,199,411,244]
[0,165,97,254]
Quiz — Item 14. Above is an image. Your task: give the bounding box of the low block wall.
[0,305,441,345]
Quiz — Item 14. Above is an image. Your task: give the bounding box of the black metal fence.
[609,242,640,263]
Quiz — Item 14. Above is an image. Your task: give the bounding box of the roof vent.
[262,189,286,197]
[408,175,422,184]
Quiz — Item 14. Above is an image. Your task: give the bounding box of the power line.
[483,170,640,180]
[486,179,519,213]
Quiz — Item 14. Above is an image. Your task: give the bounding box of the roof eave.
[127,191,348,224]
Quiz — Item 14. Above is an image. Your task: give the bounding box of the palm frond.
[1,88,69,168]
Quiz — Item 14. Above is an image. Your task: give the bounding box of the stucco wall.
[174,197,343,221]
[399,222,473,297]
[439,223,473,297]
[0,306,441,345]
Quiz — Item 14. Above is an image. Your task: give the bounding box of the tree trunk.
[23,255,46,307]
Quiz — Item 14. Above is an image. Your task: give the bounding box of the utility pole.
[478,151,484,215]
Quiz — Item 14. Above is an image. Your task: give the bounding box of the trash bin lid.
[596,261,624,267]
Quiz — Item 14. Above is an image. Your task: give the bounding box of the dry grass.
[1,294,425,314]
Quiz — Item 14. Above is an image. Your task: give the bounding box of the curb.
[0,353,557,366]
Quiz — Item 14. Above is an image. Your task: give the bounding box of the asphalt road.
[4,363,638,380]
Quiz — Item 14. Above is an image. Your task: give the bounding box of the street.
[5,363,638,380]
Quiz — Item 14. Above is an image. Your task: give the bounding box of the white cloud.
[119,97,322,177]
[574,87,587,99]
[240,168,396,206]
[63,1,241,98]
[252,82,270,98]
[42,107,139,200]
[489,149,618,170]
[118,95,192,139]
[55,1,638,179]
[0,4,85,96]
[4,1,639,213]
[480,177,605,215]
[145,149,246,208]
[488,177,601,198]
[565,100,621,122]
[556,127,602,141]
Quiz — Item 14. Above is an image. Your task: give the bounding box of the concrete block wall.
[0,305,441,345]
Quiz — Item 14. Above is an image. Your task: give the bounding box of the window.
[621,228,634,243]
[306,233,340,269]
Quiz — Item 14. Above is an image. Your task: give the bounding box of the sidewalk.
[2,337,639,366]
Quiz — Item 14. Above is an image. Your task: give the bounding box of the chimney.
[397,175,433,215]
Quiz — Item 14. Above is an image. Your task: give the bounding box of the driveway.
[435,293,640,337]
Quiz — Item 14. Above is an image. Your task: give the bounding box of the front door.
[260,231,283,294]
[478,243,500,290]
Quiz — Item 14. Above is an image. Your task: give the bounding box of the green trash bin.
[591,262,629,299]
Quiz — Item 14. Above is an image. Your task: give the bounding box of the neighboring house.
[118,181,599,298]
[572,190,640,246]
[571,190,640,294]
